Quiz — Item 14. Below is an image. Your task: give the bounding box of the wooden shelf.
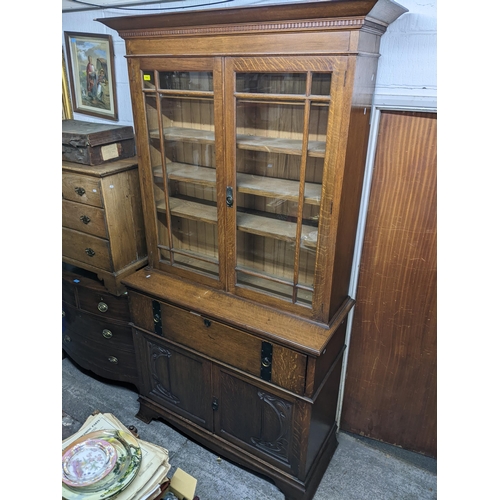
[237,172,321,205]
[157,197,318,248]
[149,127,326,157]
[237,134,325,158]
[153,164,321,205]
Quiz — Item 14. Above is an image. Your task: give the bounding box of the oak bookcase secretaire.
[99,2,407,498]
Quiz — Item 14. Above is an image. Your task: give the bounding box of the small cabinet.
[62,157,148,295]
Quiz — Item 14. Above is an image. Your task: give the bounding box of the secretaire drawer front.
[62,200,107,238]
[62,227,112,271]
[62,172,103,207]
[126,292,307,394]
[161,302,307,394]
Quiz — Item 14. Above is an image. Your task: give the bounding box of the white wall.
[62,0,437,128]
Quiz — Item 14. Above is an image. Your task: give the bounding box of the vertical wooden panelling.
[341,111,437,457]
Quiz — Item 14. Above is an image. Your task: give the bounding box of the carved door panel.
[136,330,213,430]
[213,366,302,475]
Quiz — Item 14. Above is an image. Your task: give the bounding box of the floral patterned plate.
[62,429,142,500]
[62,437,117,487]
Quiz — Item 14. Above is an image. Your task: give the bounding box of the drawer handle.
[97,302,108,313]
[64,335,71,343]
[62,310,66,318]
[261,356,272,368]
[85,248,95,257]
[102,329,113,339]
[80,215,91,224]
[74,187,86,196]
[108,356,118,364]
[203,318,211,328]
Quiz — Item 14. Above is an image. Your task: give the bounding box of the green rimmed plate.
[62,429,142,500]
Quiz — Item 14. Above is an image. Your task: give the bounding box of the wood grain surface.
[341,111,437,457]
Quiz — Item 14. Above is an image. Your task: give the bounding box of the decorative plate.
[62,437,117,487]
[62,430,142,500]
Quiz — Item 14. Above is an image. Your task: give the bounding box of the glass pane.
[236,73,306,94]
[311,73,331,95]
[142,70,155,90]
[235,94,305,300]
[159,71,213,91]
[144,84,219,277]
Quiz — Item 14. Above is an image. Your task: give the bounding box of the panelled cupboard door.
[212,365,302,475]
[130,55,349,317]
[133,329,213,430]
[131,57,227,289]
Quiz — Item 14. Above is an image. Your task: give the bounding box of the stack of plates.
[62,429,142,500]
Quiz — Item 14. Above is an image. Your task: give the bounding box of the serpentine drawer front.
[62,267,138,387]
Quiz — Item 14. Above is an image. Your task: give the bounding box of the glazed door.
[223,57,348,317]
[136,58,227,288]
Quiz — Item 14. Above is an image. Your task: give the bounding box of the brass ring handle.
[85,248,95,257]
[108,356,118,364]
[74,187,86,196]
[261,357,272,368]
[102,329,113,339]
[80,215,91,224]
[97,302,108,313]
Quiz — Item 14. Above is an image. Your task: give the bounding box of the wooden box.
[62,119,135,166]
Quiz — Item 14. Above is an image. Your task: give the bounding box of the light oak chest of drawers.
[62,157,147,295]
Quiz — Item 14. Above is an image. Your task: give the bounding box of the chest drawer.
[62,172,103,207]
[63,303,133,350]
[128,292,307,395]
[77,284,130,320]
[62,321,137,384]
[62,228,112,271]
[62,200,107,238]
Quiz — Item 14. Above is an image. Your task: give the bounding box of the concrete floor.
[62,357,437,500]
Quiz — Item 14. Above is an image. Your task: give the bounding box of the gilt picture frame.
[64,32,118,120]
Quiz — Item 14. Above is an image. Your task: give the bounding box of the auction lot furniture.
[99,2,407,498]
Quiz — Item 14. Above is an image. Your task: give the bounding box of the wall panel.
[341,110,437,457]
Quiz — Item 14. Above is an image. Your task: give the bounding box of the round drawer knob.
[97,302,108,313]
[74,186,86,196]
[80,215,91,224]
[62,310,66,318]
[108,356,118,364]
[64,335,71,343]
[85,248,95,257]
[102,329,113,339]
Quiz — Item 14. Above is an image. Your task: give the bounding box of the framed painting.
[64,32,118,120]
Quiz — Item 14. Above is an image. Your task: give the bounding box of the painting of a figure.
[64,32,118,120]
